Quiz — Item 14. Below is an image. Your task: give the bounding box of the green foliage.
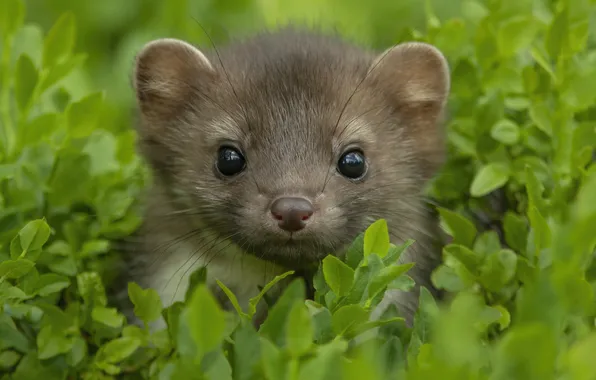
[1,0,596,379]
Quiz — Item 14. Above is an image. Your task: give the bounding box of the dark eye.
[337,150,367,179]
[216,146,246,176]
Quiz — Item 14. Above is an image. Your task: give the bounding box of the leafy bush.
[1,0,596,379]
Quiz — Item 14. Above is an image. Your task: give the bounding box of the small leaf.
[331,304,369,336]
[14,54,38,113]
[437,207,477,247]
[216,280,249,319]
[305,300,334,344]
[382,240,414,266]
[185,285,226,359]
[36,325,73,359]
[298,339,346,380]
[503,211,528,253]
[345,232,365,269]
[368,263,414,303]
[80,240,110,257]
[39,53,86,92]
[364,219,390,258]
[92,306,125,329]
[17,219,51,259]
[479,249,518,292]
[567,333,596,380]
[97,337,141,364]
[497,16,538,57]
[0,0,24,36]
[322,255,354,297]
[0,259,35,279]
[470,163,510,197]
[42,12,76,67]
[491,119,520,145]
[248,270,294,317]
[443,244,481,275]
[260,338,286,380]
[0,350,21,370]
[36,273,70,296]
[232,322,261,380]
[184,266,207,303]
[285,302,313,357]
[259,279,306,346]
[66,92,104,138]
[128,282,162,325]
[431,265,465,292]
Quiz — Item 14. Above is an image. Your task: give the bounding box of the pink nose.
[270,197,314,232]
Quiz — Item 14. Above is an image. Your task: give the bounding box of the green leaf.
[437,207,477,247]
[232,322,261,380]
[66,336,87,367]
[305,300,334,344]
[42,12,76,68]
[66,92,104,138]
[285,301,313,357]
[91,306,125,329]
[0,317,29,352]
[36,273,70,296]
[491,324,557,380]
[16,219,50,259]
[431,265,465,292]
[443,244,481,275]
[14,54,38,114]
[184,285,225,359]
[0,0,24,36]
[39,53,86,93]
[503,211,528,253]
[297,339,346,380]
[216,280,249,319]
[382,240,414,266]
[331,304,369,336]
[184,266,207,303]
[322,255,354,297]
[345,232,365,269]
[0,259,35,279]
[260,338,286,380]
[364,219,390,258]
[470,163,511,197]
[248,270,294,318]
[479,249,518,292]
[127,282,162,325]
[36,325,73,359]
[0,350,21,370]
[97,337,141,364]
[491,119,520,145]
[497,16,539,57]
[80,240,110,257]
[367,263,414,303]
[260,279,306,346]
[566,333,596,380]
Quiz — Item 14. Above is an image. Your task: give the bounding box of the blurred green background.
[23,0,470,135]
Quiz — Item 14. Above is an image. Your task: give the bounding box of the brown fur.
[124,27,450,327]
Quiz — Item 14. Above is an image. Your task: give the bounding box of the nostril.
[269,196,314,232]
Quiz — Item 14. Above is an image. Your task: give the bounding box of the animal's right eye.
[216,146,246,176]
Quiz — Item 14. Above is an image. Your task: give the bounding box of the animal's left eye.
[337,150,367,180]
[216,146,246,176]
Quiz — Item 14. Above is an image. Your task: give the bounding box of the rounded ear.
[133,38,215,116]
[370,42,451,178]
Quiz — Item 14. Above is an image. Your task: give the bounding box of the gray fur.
[123,27,450,327]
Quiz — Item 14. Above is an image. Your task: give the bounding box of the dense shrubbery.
[1,0,596,379]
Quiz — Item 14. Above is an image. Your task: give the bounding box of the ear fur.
[133,38,215,117]
[370,42,451,179]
